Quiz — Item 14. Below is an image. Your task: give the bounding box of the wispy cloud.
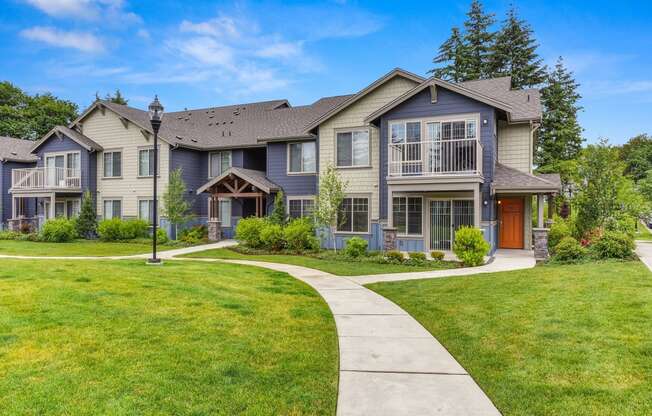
[20,26,104,53]
[582,79,652,96]
[23,0,141,24]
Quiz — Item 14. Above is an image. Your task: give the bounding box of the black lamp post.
[148,95,164,264]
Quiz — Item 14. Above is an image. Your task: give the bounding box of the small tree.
[269,191,286,225]
[314,164,347,252]
[76,190,97,239]
[162,168,194,238]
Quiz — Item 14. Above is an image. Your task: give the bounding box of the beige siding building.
[497,121,533,173]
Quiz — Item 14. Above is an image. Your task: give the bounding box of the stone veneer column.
[207,220,221,242]
[533,228,549,261]
[383,227,397,251]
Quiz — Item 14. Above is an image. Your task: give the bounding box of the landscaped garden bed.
[0,258,338,414]
[368,260,652,415]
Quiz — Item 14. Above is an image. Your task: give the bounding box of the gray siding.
[378,87,497,221]
[1,160,37,223]
[266,142,317,196]
[170,147,209,217]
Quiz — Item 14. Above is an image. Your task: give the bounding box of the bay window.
[336,130,369,167]
[288,141,316,173]
[337,197,369,233]
[392,196,422,235]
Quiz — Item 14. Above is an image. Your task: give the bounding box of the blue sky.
[1,0,650,144]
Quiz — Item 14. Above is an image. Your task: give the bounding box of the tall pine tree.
[490,6,546,88]
[535,57,583,169]
[428,27,469,82]
[463,0,495,79]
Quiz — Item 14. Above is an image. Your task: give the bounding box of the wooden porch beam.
[215,192,264,199]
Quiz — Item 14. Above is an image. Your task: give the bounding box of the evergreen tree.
[428,27,469,82]
[269,191,286,225]
[97,89,128,105]
[489,6,546,88]
[463,0,495,79]
[76,190,97,239]
[535,57,583,169]
[162,168,194,237]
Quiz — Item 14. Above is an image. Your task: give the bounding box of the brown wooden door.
[499,198,524,249]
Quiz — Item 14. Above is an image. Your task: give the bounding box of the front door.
[499,198,524,249]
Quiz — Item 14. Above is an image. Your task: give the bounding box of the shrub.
[453,227,489,267]
[344,236,368,258]
[97,218,122,241]
[385,250,404,263]
[284,218,318,252]
[0,231,20,240]
[409,251,426,261]
[156,228,169,245]
[179,225,208,245]
[590,230,635,259]
[604,214,637,237]
[40,218,77,243]
[553,236,586,262]
[260,223,285,251]
[235,217,267,248]
[17,233,39,242]
[97,218,150,241]
[430,250,445,261]
[548,219,571,252]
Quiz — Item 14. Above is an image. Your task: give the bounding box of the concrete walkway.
[635,241,652,272]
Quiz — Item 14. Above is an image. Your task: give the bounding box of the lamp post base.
[146,258,162,265]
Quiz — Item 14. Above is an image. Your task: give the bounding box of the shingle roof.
[0,136,37,163]
[96,95,351,150]
[196,166,280,195]
[492,163,561,193]
[459,77,541,121]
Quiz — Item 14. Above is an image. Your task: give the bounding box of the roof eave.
[256,134,317,143]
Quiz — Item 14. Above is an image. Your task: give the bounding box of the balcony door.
[429,199,475,251]
[45,155,65,187]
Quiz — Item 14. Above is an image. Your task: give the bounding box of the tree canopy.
[619,134,652,182]
[0,81,78,140]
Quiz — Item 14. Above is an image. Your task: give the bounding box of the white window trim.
[208,150,233,179]
[335,127,372,169]
[286,196,315,218]
[392,195,424,237]
[137,146,160,178]
[102,198,123,220]
[43,151,82,170]
[102,149,123,179]
[335,194,371,235]
[287,141,317,175]
[388,113,481,144]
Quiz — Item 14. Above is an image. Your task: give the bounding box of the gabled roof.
[492,163,561,193]
[366,76,541,124]
[303,68,425,132]
[31,126,103,153]
[0,136,37,163]
[196,167,280,195]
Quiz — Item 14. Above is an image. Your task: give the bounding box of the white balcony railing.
[388,138,482,177]
[11,167,81,190]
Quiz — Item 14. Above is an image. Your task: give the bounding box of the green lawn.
[368,261,652,416]
[0,240,178,257]
[0,259,337,415]
[180,247,459,276]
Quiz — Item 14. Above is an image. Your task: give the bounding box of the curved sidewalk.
[161,251,503,416]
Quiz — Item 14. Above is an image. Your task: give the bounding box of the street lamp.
[148,95,164,264]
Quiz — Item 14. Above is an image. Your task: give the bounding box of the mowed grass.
[181,247,458,276]
[0,259,338,415]
[0,240,176,257]
[368,261,652,416]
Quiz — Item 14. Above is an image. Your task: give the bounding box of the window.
[103,151,122,177]
[138,148,158,177]
[336,130,369,167]
[288,141,316,173]
[209,151,232,177]
[138,199,155,221]
[337,197,369,233]
[66,153,80,171]
[210,198,232,227]
[66,199,80,218]
[393,197,422,235]
[103,200,121,219]
[288,198,314,219]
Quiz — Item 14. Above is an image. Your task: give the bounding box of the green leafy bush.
[344,236,368,258]
[179,225,208,245]
[40,218,77,243]
[553,236,586,262]
[409,252,426,261]
[548,218,571,252]
[16,233,39,242]
[260,223,285,251]
[284,218,318,252]
[156,228,169,245]
[0,231,20,240]
[453,227,489,267]
[385,250,404,263]
[604,214,637,237]
[430,251,445,261]
[235,217,267,248]
[590,230,635,259]
[97,218,150,241]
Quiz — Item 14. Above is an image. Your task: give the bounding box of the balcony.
[11,167,81,192]
[388,138,482,177]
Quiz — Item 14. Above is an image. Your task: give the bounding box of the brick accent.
[383,227,397,251]
[533,227,549,261]
[208,220,221,242]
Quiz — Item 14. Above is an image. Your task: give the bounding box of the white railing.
[388,138,482,177]
[11,167,81,190]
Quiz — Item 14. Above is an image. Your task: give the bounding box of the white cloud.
[24,0,93,18]
[179,16,241,38]
[136,29,150,39]
[256,41,303,58]
[23,0,141,23]
[172,37,235,67]
[20,26,104,53]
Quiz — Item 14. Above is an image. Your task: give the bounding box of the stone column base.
[383,227,397,251]
[208,221,221,242]
[533,228,550,261]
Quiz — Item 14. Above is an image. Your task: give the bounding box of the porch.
[8,192,82,231]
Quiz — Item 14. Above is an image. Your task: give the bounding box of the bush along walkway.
[163,252,503,416]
